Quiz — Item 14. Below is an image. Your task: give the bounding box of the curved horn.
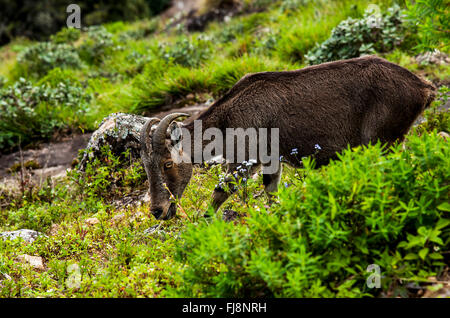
[140,117,161,156]
[152,113,189,151]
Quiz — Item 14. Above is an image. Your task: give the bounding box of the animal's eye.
[164,161,174,170]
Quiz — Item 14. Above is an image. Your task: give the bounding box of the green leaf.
[429,253,444,260]
[418,248,429,260]
[435,219,450,230]
[404,253,418,260]
[437,202,450,212]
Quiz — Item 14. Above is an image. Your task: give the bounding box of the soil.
[0,134,91,183]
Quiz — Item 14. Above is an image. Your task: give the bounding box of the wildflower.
[314,144,322,150]
[279,155,284,161]
[284,182,289,188]
[242,178,247,183]
[290,148,298,155]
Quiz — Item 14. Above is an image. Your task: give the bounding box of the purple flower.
[314,144,321,151]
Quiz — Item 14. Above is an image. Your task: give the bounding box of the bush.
[305,5,405,65]
[51,28,81,44]
[79,26,116,65]
[405,0,449,52]
[16,42,82,77]
[69,147,146,201]
[0,78,91,152]
[160,37,211,68]
[172,132,450,297]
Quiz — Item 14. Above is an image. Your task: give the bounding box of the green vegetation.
[305,5,404,64]
[0,0,448,298]
[173,132,449,297]
[405,0,449,52]
[0,0,170,45]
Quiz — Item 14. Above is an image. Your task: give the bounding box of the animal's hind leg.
[262,164,283,203]
[361,104,407,149]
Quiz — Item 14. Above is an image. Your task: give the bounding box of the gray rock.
[143,224,167,241]
[0,229,44,243]
[77,106,209,171]
[78,113,149,171]
[16,254,45,271]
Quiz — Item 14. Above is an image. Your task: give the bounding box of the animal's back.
[208,55,435,166]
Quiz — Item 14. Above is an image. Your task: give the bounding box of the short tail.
[421,79,437,109]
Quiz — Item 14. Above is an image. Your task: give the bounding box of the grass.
[0,0,449,298]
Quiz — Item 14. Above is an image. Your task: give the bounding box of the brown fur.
[141,55,436,219]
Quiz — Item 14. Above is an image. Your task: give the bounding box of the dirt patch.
[0,134,91,182]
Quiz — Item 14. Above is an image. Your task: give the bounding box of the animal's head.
[140,113,193,220]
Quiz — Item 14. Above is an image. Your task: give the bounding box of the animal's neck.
[184,107,225,163]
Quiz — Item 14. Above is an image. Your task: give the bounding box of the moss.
[8,160,41,173]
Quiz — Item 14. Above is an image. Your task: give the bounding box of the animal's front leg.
[262,164,283,204]
[206,164,240,217]
[206,162,262,218]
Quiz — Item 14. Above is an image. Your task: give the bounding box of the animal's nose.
[151,208,163,219]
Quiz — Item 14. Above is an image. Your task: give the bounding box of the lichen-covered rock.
[0,229,44,243]
[78,113,149,171]
[78,105,209,171]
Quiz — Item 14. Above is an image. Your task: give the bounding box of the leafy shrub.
[214,22,245,43]
[16,42,82,77]
[305,5,405,65]
[118,20,159,42]
[79,26,116,65]
[252,30,278,56]
[0,78,91,152]
[160,37,211,68]
[50,27,81,44]
[37,68,80,87]
[405,0,449,52]
[69,147,146,200]
[172,132,449,297]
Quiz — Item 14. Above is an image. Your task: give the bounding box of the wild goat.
[140,55,436,220]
